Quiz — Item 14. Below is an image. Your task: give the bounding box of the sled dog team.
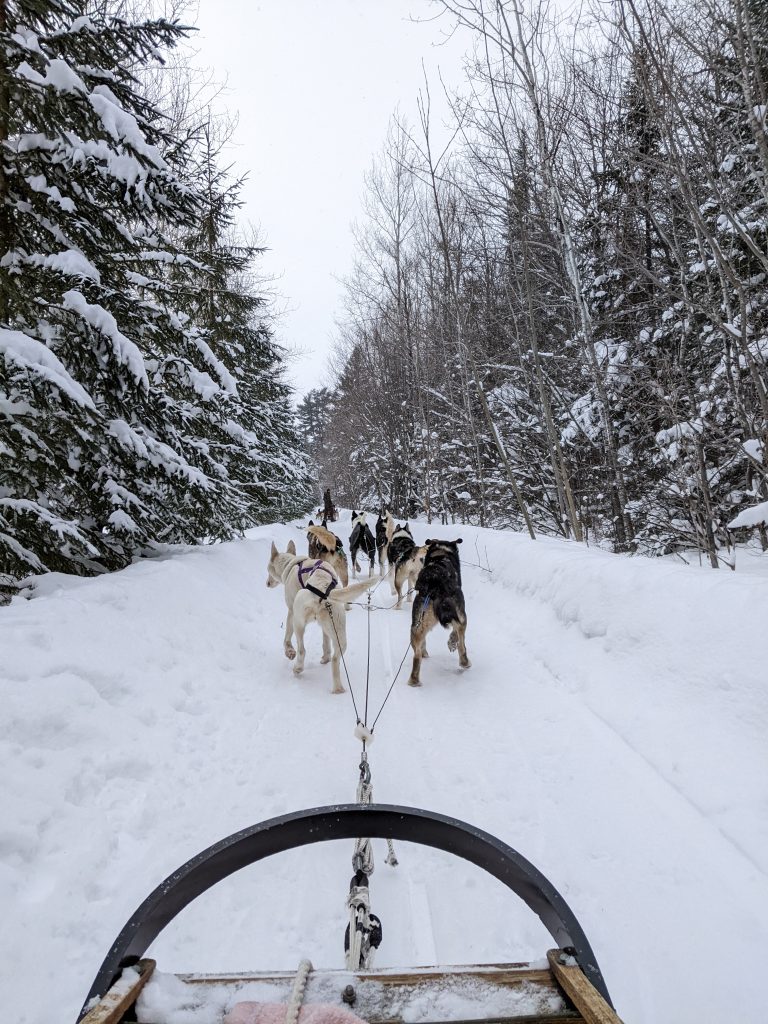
[266,510,470,692]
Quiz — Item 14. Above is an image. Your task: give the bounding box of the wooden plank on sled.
[547,951,624,1024]
[358,964,556,987]
[178,962,556,986]
[410,1015,582,1024]
[79,958,155,1024]
[171,962,570,1022]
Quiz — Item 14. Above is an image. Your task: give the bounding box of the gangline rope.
[321,567,407,971]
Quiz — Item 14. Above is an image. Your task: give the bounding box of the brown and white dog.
[394,544,427,609]
[307,521,349,586]
[408,538,470,686]
[266,540,375,693]
[386,523,426,608]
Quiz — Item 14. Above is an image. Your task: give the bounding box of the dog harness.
[413,593,430,626]
[297,559,338,601]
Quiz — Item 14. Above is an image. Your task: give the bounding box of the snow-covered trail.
[1,514,766,1024]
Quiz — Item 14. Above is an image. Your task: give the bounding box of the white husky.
[266,540,376,694]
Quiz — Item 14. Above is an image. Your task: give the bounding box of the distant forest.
[297,0,768,567]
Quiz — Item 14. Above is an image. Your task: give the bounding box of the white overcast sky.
[192,0,470,396]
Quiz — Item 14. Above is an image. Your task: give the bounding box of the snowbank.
[1,517,765,1024]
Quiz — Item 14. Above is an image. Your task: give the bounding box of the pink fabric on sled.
[224,1004,368,1024]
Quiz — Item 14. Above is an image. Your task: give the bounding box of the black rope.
[370,638,413,733]
[367,563,394,599]
[321,563,397,732]
[324,556,417,738]
[342,554,487,732]
[364,589,371,728]
[326,602,362,724]
[347,594,409,611]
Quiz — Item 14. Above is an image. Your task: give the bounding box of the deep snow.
[1,512,766,1023]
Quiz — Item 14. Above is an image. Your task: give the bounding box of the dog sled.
[78,804,624,1024]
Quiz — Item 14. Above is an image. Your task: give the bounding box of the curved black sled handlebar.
[78,803,613,1019]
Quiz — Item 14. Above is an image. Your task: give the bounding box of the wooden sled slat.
[178,963,557,988]
[79,958,155,1024]
[75,955,630,1024]
[547,951,624,1024]
[359,965,557,987]
[140,960,573,1023]
[410,1015,582,1024]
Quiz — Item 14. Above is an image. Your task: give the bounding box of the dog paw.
[331,685,346,694]
[459,657,471,670]
[447,634,458,652]
[293,664,304,676]
[407,677,422,687]
[320,654,331,664]
[284,646,296,660]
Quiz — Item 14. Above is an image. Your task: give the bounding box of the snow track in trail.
[577,694,768,881]
[507,590,767,880]
[503,568,768,880]
[1,514,766,1024]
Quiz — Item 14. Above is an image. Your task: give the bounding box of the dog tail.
[432,594,466,629]
[329,577,379,603]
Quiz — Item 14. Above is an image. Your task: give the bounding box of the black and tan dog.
[307,521,349,586]
[408,538,470,686]
[375,509,395,576]
[349,511,376,578]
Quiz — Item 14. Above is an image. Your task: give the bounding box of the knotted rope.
[345,869,381,971]
[284,959,313,1024]
[353,753,374,876]
[345,752,397,970]
[352,752,398,874]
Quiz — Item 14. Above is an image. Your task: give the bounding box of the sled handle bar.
[78,803,613,1018]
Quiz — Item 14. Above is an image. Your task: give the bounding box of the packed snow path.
[2,513,766,1023]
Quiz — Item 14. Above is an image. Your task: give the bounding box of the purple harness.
[297,559,338,601]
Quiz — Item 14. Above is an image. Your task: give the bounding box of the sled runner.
[78,805,624,1024]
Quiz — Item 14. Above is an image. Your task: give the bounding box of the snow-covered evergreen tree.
[692,0,768,547]
[173,115,312,526]
[0,0,310,586]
